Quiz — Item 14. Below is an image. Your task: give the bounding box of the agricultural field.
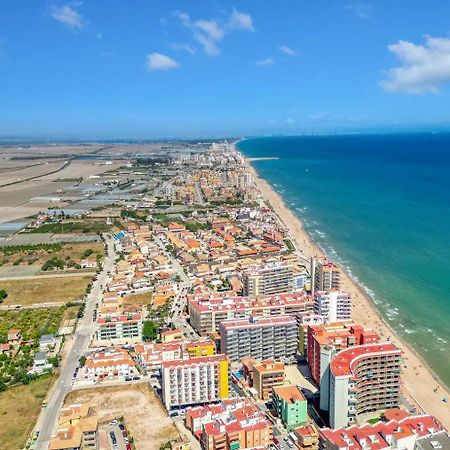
[0,307,67,342]
[27,220,110,234]
[0,275,92,306]
[0,374,53,450]
[0,242,103,271]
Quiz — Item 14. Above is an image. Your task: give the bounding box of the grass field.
[0,374,53,450]
[0,275,92,305]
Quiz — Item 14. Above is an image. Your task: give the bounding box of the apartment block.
[162,354,229,411]
[329,343,403,428]
[295,312,325,356]
[186,398,273,450]
[243,263,294,297]
[319,414,447,450]
[306,322,379,410]
[135,338,216,372]
[310,258,341,295]
[95,313,143,343]
[189,292,314,335]
[253,360,285,400]
[219,315,298,364]
[272,385,308,431]
[314,291,351,323]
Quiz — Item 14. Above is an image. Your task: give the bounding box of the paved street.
[152,235,198,338]
[33,234,117,450]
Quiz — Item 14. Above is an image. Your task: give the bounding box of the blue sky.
[1,0,450,138]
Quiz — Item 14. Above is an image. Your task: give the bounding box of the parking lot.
[105,421,131,450]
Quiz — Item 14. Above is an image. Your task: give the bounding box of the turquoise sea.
[237,134,450,389]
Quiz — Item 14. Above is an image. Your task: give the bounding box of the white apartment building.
[162,354,229,411]
[95,313,143,343]
[314,290,351,323]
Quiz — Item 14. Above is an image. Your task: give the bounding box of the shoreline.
[242,155,450,427]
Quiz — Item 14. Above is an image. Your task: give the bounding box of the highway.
[33,234,117,450]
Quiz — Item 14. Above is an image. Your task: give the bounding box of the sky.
[1,0,450,138]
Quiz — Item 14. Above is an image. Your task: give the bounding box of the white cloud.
[51,4,83,30]
[280,45,295,56]
[256,58,274,66]
[146,53,179,71]
[173,9,254,56]
[380,35,450,94]
[195,19,224,41]
[172,43,197,55]
[345,1,372,19]
[228,9,255,32]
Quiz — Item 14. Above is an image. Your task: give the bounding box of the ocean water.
[238,134,450,388]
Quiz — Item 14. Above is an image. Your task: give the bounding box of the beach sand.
[246,160,450,427]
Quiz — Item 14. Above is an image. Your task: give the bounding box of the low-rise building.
[292,424,319,450]
[48,403,99,450]
[96,313,143,343]
[185,398,273,450]
[39,334,57,351]
[253,360,285,400]
[319,414,447,450]
[272,385,308,431]
[82,348,137,382]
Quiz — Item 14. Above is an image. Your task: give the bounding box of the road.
[193,182,205,205]
[33,234,116,450]
[152,235,198,338]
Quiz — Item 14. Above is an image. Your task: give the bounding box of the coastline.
[243,155,450,427]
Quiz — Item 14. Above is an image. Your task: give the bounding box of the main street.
[34,234,117,450]
[152,235,198,338]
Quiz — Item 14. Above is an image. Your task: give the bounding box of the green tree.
[142,320,158,341]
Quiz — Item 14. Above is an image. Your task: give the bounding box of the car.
[126,444,132,450]
[132,376,140,380]
[110,431,117,444]
[286,440,294,448]
[110,420,118,425]
[119,423,125,431]
[122,430,128,437]
[125,377,132,381]
[124,437,129,444]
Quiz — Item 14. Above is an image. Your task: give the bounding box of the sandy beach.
[245,158,450,427]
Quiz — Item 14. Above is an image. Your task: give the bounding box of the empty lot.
[65,384,178,450]
[0,274,92,305]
